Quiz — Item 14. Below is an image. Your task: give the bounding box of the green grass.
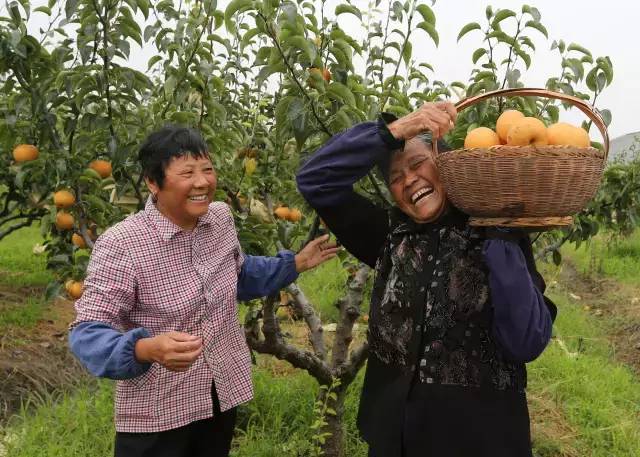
[529,291,640,456]
[0,296,47,330]
[0,225,53,332]
[2,380,114,457]
[1,367,367,457]
[563,229,640,285]
[0,225,52,288]
[297,257,349,323]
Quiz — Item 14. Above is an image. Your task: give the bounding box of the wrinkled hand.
[135,331,203,372]
[295,234,340,273]
[387,101,457,141]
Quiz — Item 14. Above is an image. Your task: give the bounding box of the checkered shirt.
[71,197,252,432]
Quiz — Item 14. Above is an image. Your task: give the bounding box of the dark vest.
[357,208,528,456]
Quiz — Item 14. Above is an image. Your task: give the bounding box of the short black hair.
[377,132,452,184]
[138,125,210,188]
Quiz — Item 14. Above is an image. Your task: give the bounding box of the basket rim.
[436,145,605,161]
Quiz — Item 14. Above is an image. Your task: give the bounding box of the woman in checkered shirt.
[69,125,338,457]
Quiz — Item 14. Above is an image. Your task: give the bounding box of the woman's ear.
[145,177,159,198]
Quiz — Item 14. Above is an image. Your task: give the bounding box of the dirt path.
[554,260,640,372]
[0,290,89,425]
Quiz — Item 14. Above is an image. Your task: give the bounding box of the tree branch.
[286,282,327,359]
[331,264,370,370]
[337,342,369,386]
[246,294,332,383]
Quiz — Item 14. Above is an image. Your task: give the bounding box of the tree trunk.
[318,386,347,457]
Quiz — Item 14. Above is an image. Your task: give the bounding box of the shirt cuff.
[377,113,405,150]
[277,250,300,284]
[122,327,153,378]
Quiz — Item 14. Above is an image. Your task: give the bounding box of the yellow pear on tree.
[53,190,76,209]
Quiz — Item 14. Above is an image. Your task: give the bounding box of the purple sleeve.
[483,239,554,363]
[296,120,396,208]
[237,251,299,301]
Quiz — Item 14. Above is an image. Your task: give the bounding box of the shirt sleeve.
[69,322,151,379]
[236,251,299,301]
[68,233,151,379]
[483,238,555,363]
[296,120,393,268]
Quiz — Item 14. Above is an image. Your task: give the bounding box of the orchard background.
[1,0,639,456]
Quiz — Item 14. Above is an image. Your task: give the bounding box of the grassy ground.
[564,229,640,285]
[1,227,640,456]
[0,225,52,332]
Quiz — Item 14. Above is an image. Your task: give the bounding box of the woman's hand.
[294,234,340,273]
[135,331,203,372]
[387,101,457,141]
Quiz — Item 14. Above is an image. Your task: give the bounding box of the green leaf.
[525,21,548,38]
[491,9,516,27]
[45,281,62,302]
[598,108,612,127]
[515,47,531,69]
[208,33,233,55]
[485,6,493,19]
[147,55,162,70]
[335,4,361,20]
[487,30,515,46]
[327,82,356,107]
[586,67,598,92]
[545,104,560,123]
[565,58,584,81]
[417,21,439,46]
[416,4,435,25]
[474,71,495,82]
[332,38,353,62]
[519,36,536,51]
[34,5,52,15]
[558,82,574,96]
[597,72,607,92]
[552,249,562,266]
[135,0,150,19]
[457,22,481,42]
[522,5,541,21]
[240,27,261,50]
[282,35,316,63]
[596,56,614,84]
[164,75,177,98]
[402,41,412,65]
[567,43,592,57]
[65,0,79,19]
[472,48,487,64]
[224,0,253,35]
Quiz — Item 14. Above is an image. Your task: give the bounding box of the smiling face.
[145,153,217,230]
[388,138,447,224]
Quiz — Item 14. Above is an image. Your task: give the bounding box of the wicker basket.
[434,88,609,228]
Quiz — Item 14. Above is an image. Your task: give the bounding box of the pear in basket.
[547,122,590,147]
[506,117,549,146]
[496,110,525,143]
[463,127,501,149]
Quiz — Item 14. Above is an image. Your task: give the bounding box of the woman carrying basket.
[296,102,557,457]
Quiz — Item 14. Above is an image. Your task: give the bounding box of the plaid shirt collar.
[144,196,216,241]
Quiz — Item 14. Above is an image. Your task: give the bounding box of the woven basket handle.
[450,87,609,159]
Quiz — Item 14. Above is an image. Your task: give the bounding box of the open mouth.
[188,195,208,202]
[410,187,434,205]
